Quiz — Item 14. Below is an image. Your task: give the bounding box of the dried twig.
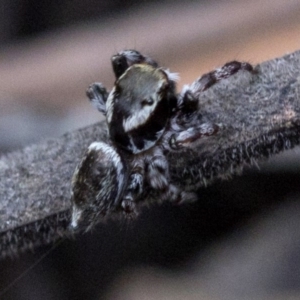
[1,50,300,259]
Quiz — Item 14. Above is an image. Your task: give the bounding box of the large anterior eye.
[141,97,154,106]
[112,56,129,79]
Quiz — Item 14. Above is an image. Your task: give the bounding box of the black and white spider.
[71,50,255,230]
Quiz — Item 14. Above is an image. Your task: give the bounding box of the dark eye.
[112,56,129,79]
[141,98,154,106]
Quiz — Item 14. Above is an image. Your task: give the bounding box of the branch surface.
[1,50,300,259]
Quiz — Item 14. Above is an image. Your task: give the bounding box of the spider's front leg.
[193,61,256,94]
[179,61,256,108]
[86,82,109,115]
[172,61,256,149]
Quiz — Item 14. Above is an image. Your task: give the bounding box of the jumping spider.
[71,50,255,230]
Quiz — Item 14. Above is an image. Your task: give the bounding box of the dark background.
[1,1,300,299]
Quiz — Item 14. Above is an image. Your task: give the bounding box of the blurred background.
[1,0,300,299]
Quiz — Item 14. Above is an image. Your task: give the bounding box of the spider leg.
[198,61,256,92]
[121,157,145,215]
[169,123,219,150]
[86,82,109,115]
[146,149,197,204]
[180,61,256,103]
[177,89,199,116]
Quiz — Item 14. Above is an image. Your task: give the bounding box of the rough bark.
[1,50,300,259]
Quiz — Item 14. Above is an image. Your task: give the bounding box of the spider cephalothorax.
[71,50,255,231]
[106,63,177,154]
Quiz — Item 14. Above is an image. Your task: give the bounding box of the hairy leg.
[86,82,108,115]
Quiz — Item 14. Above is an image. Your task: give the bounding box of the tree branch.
[1,50,300,259]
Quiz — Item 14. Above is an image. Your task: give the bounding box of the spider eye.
[112,55,129,79]
[141,98,154,106]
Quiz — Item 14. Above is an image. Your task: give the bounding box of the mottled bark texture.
[1,50,300,259]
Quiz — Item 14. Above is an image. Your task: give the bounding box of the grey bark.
[1,50,300,259]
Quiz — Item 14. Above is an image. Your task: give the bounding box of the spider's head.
[106,64,177,154]
[111,49,158,79]
[70,142,126,231]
